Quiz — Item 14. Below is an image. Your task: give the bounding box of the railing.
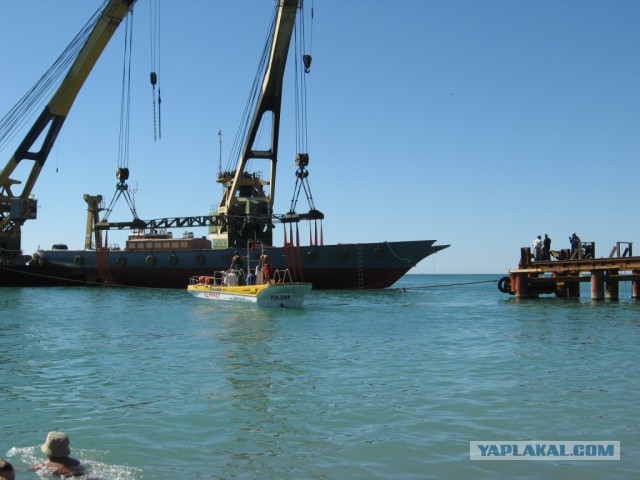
[0,248,31,266]
[190,267,295,287]
[272,269,293,283]
[570,242,595,259]
[190,269,247,287]
[524,240,639,266]
[609,242,633,258]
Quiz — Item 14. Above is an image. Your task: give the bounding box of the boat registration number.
[270,294,291,301]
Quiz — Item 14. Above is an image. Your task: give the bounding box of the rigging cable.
[117,12,134,175]
[0,0,106,153]
[294,2,309,154]
[288,0,319,215]
[150,0,161,141]
[104,9,139,222]
[226,7,277,174]
[310,0,314,56]
[303,0,314,73]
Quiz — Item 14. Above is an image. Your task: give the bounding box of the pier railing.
[609,241,633,258]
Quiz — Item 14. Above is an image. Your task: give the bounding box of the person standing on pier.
[570,232,581,257]
[543,234,552,260]
[532,235,543,261]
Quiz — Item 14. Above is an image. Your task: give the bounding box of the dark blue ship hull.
[33,240,448,289]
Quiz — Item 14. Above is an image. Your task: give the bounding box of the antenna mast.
[218,129,222,176]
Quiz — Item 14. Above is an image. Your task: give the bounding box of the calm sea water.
[1,274,638,479]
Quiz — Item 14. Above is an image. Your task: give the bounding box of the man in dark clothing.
[230,251,243,271]
[543,234,552,260]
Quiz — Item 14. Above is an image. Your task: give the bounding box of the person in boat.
[29,431,84,477]
[228,251,245,285]
[259,249,272,284]
[0,458,16,480]
[230,251,243,271]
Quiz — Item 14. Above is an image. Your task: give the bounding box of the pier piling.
[590,270,604,300]
[568,277,581,298]
[633,270,640,299]
[605,269,619,300]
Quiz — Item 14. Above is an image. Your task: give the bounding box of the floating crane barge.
[498,242,640,299]
[1,0,448,289]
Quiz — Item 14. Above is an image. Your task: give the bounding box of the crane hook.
[303,54,312,73]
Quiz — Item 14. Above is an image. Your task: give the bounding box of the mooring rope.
[3,267,499,292]
[1,266,154,289]
[395,279,498,292]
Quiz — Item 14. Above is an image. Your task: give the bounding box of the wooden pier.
[498,242,640,299]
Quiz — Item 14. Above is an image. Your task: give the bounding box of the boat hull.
[188,282,312,308]
[34,240,448,289]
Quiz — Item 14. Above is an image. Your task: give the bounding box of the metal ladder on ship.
[95,246,115,285]
[356,245,364,289]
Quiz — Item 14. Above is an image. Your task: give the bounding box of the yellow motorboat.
[188,269,311,308]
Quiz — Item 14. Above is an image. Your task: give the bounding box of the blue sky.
[1,0,639,274]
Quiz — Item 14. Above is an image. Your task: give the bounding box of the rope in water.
[3,267,499,291]
[395,279,498,292]
[1,266,141,289]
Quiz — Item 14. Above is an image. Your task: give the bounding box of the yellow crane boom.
[214,0,299,250]
[0,0,136,261]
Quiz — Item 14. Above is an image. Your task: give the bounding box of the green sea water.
[1,274,638,479]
